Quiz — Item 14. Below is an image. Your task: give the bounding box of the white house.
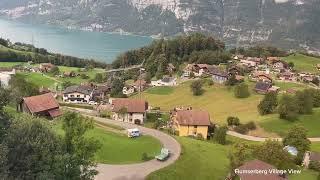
[0,68,16,87]
[151,77,177,86]
[63,85,93,103]
[111,98,148,125]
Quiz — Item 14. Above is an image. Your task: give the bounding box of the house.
[19,93,62,118]
[183,64,212,77]
[92,85,110,101]
[279,71,295,81]
[271,60,288,72]
[252,72,273,83]
[172,109,212,139]
[303,151,320,168]
[267,57,281,64]
[111,98,148,125]
[254,82,273,94]
[122,86,135,95]
[63,71,76,77]
[235,159,287,180]
[246,57,264,64]
[233,54,245,60]
[151,77,177,86]
[134,79,148,92]
[240,60,257,68]
[39,63,55,73]
[63,85,94,103]
[209,67,228,84]
[0,68,15,87]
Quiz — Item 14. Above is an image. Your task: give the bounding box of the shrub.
[234,125,249,135]
[190,80,204,96]
[278,94,299,121]
[141,153,152,161]
[309,161,320,171]
[213,126,228,145]
[234,83,250,98]
[99,111,111,118]
[196,133,204,140]
[227,116,240,126]
[245,121,256,130]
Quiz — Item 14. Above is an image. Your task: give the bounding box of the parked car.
[88,101,98,105]
[155,148,170,161]
[127,128,140,138]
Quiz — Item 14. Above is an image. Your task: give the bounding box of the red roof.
[175,110,211,126]
[23,93,60,113]
[112,98,148,113]
[236,160,286,180]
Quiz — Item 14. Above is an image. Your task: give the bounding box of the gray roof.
[63,85,94,95]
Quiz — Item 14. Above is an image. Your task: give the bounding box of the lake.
[0,18,153,63]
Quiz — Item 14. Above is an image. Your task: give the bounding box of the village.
[1,50,320,180]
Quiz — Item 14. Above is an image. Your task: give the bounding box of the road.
[227,131,320,142]
[84,115,181,180]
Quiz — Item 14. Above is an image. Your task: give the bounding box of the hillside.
[0,0,319,51]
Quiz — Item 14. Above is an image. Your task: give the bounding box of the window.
[77,95,80,98]
[194,125,198,129]
[70,95,74,97]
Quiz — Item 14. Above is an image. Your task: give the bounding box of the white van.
[127,128,140,138]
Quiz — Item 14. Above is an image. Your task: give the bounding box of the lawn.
[284,54,320,73]
[52,120,162,164]
[311,142,320,152]
[18,72,58,88]
[259,108,320,137]
[136,81,263,124]
[289,169,319,180]
[147,137,230,180]
[55,66,105,84]
[146,86,175,95]
[274,81,310,91]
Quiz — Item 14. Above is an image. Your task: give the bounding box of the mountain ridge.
[0,0,319,52]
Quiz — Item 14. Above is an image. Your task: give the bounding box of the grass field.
[147,137,230,180]
[56,66,105,84]
[289,169,319,180]
[284,54,320,73]
[311,142,320,152]
[259,108,320,137]
[52,120,162,164]
[137,81,264,124]
[274,81,310,91]
[146,86,175,95]
[19,72,58,88]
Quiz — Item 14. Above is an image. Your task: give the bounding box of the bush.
[99,111,111,118]
[227,116,240,126]
[213,126,227,145]
[234,125,249,135]
[190,80,204,96]
[258,92,278,115]
[196,133,204,140]
[278,94,299,121]
[309,161,320,171]
[234,83,250,98]
[245,121,256,130]
[141,153,152,161]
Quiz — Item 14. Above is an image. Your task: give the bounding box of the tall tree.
[61,112,101,180]
[295,90,313,114]
[258,92,278,115]
[278,94,299,121]
[283,125,311,164]
[234,83,250,98]
[190,80,204,96]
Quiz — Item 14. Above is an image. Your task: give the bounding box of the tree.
[234,83,250,98]
[213,126,227,145]
[61,112,101,180]
[110,78,126,98]
[225,74,238,86]
[0,88,10,112]
[296,90,313,114]
[190,80,204,96]
[229,142,252,175]
[254,140,296,170]
[227,116,240,126]
[118,107,128,121]
[93,73,104,83]
[258,92,278,115]
[283,126,311,164]
[288,62,295,69]
[278,94,299,121]
[0,117,63,179]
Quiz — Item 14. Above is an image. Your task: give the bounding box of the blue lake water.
[0,18,153,63]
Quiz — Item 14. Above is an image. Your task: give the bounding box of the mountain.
[0,0,319,52]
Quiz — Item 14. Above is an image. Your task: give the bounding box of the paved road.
[84,115,181,180]
[227,131,320,142]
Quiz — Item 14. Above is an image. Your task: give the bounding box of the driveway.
[84,115,181,180]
